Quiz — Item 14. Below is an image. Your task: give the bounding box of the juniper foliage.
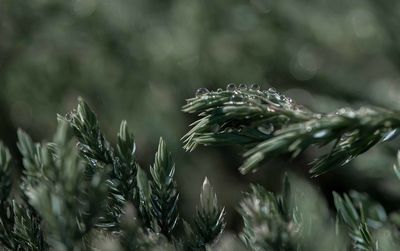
[183,84,400,176]
[1,89,400,250]
[149,138,179,238]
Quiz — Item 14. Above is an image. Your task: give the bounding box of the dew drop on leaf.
[217,88,223,92]
[226,83,237,91]
[250,84,260,90]
[239,83,248,90]
[196,88,210,97]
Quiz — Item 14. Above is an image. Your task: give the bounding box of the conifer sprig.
[119,204,169,251]
[17,130,46,189]
[183,85,400,176]
[68,99,140,229]
[27,121,109,251]
[239,184,297,251]
[333,192,376,251]
[0,142,12,202]
[69,98,114,165]
[0,200,45,251]
[1,139,45,251]
[149,138,179,239]
[115,121,139,203]
[184,178,226,250]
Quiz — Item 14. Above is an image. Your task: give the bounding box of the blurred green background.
[2,0,400,230]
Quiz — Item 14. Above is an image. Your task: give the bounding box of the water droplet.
[258,124,274,135]
[268,87,277,93]
[306,126,312,132]
[313,130,329,138]
[250,84,260,90]
[217,88,223,92]
[226,83,236,91]
[238,83,248,90]
[196,88,210,97]
[382,129,399,142]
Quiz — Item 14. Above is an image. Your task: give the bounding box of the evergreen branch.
[149,138,179,239]
[0,142,12,202]
[69,98,114,165]
[333,192,376,251]
[0,201,14,249]
[119,203,169,251]
[136,167,153,231]
[115,121,138,203]
[0,200,45,251]
[1,135,46,250]
[239,184,297,251]
[68,99,139,230]
[17,129,45,189]
[27,121,109,251]
[184,177,226,250]
[9,200,45,251]
[182,85,400,176]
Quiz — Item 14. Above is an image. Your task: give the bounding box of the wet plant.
[1,85,400,250]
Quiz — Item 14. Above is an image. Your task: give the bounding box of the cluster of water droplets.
[194,84,309,114]
[227,83,261,91]
[195,84,297,109]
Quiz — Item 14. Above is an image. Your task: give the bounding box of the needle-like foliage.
[2,94,400,251]
[183,84,400,176]
[118,204,169,251]
[238,174,350,251]
[0,142,12,202]
[0,200,46,251]
[68,98,140,229]
[183,178,225,250]
[65,98,225,250]
[17,129,46,190]
[149,138,179,238]
[239,182,297,251]
[333,192,376,251]
[0,136,46,250]
[27,121,109,251]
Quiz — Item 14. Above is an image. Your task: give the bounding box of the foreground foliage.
[1,86,400,250]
